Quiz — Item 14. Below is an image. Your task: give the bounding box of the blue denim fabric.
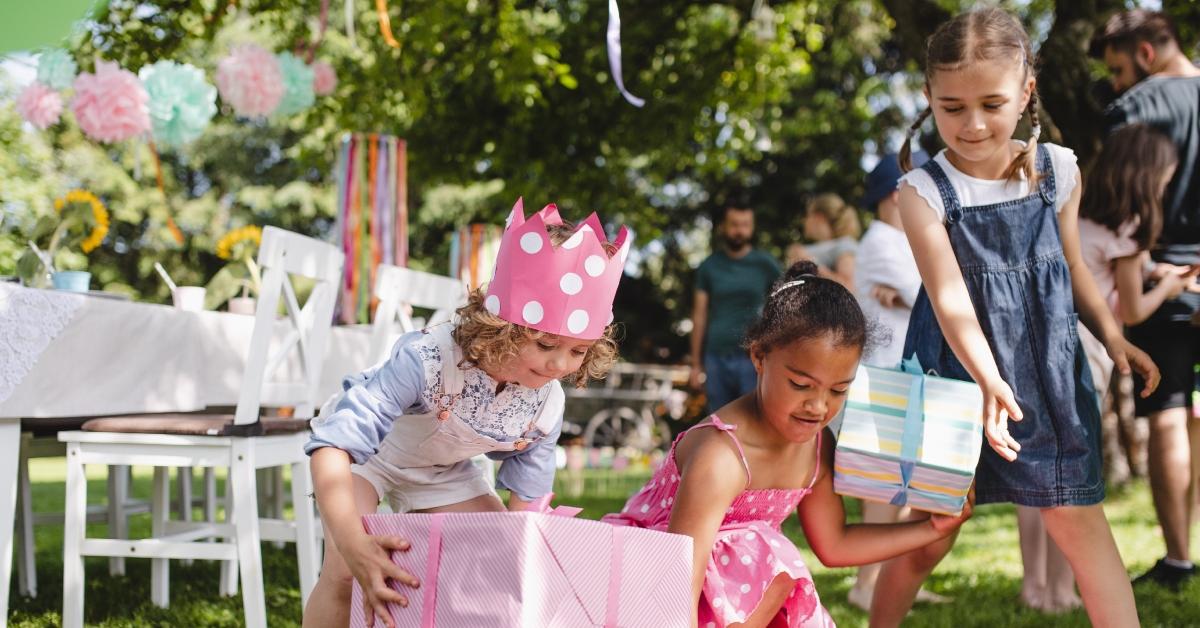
[902,145,1104,507]
[703,351,758,413]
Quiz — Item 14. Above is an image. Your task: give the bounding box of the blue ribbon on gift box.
[889,355,926,507]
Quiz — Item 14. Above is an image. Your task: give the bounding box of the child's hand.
[871,284,903,308]
[980,377,1023,462]
[1104,335,1160,398]
[929,485,975,535]
[1159,271,1191,300]
[340,531,419,628]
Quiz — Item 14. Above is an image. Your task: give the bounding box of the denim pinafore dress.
[901,145,1104,508]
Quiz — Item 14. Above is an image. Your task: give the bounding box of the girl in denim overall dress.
[867,9,1160,628]
[303,199,628,628]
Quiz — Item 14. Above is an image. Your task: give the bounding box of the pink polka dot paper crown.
[483,198,630,340]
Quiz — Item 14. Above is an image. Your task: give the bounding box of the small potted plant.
[16,189,110,292]
[207,225,262,313]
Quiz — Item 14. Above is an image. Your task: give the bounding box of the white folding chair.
[58,227,343,628]
[369,264,468,359]
[14,430,144,599]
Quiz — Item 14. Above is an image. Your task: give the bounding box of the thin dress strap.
[1036,143,1056,207]
[689,414,753,488]
[804,430,822,490]
[918,157,962,221]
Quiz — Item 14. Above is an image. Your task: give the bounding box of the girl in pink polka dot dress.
[604,262,973,628]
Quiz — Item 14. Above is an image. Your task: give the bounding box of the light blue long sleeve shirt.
[306,331,562,501]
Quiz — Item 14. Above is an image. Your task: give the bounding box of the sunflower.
[54,189,109,253]
[216,225,262,260]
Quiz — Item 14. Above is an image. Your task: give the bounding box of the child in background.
[303,199,628,628]
[604,262,972,628]
[786,193,861,291]
[874,9,1160,627]
[1014,123,1188,613]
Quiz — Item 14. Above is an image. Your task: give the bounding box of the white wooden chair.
[369,264,468,359]
[57,227,343,628]
[14,430,146,599]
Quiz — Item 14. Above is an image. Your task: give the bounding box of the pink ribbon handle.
[605,526,625,627]
[529,493,584,518]
[419,513,445,628]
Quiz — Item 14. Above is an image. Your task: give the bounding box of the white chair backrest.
[234,227,345,425]
[370,265,468,362]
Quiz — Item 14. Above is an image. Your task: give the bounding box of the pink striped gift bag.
[349,502,693,627]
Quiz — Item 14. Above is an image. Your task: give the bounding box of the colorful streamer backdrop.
[334,132,408,324]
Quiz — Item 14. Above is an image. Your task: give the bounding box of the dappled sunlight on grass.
[9,459,1199,626]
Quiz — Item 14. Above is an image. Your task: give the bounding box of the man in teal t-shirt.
[689,206,782,412]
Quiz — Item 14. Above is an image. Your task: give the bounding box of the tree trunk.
[1037,0,1125,168]
[877,0,951,66]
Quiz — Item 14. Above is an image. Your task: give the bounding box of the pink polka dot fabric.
[603,416,834,627]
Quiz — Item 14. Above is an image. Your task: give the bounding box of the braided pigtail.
[900,106,933,173]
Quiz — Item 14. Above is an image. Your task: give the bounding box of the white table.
[0,284,387,625]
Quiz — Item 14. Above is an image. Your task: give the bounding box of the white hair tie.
[770,279,806,298]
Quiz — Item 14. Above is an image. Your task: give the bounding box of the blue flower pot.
[52,271,91,292]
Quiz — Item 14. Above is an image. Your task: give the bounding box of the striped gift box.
[350,509,692,627]
[833,358,983,516]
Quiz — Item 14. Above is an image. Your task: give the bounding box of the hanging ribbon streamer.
[449,223,502,290]
[606,0,645,107]
[147,140,185,246]
[344,0,358,48]
[333,133,410,324]
[375,0,402,48]
[303,0,332,63]
[396,138,408,266]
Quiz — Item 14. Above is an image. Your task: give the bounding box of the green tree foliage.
[2,0,1141,360]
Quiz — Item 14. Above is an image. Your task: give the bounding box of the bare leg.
[847,501,902,611]
[1148,408,1194,561]
[1112,371,1149,477]
[868,511,957,628]
[729,572,795,628]
[1044,529,1081,612]
[1190,417,1200,530]
[1041,505,1138,628]
[1016,505,1047,609]
[414,493,506,514]
[303,475,382,628]
[1101,390,1131,485]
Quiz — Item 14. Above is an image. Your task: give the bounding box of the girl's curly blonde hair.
[451,221,621,387]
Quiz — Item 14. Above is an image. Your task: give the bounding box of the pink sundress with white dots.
[603,415,835,627]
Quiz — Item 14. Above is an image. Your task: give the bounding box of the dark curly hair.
[742,261,877,357]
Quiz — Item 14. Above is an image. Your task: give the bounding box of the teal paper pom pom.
[139,60,217,148]
[37,49,77,90]
[274,52,315,116]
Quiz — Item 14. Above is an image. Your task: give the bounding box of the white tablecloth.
[0,284,387,419]
[0,283,394,625]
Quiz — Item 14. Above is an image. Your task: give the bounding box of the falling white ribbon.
[606,0,645,107]
[345,0,358,49]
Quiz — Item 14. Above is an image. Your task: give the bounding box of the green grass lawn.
[8,460,1199,626]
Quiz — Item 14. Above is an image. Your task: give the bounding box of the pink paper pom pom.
[71,61,150,143]
[311,60,338,96]
[216,44,285,117]
[16,82,63,130]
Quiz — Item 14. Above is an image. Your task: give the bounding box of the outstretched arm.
[799,433,970,567]
[898,184,1024,460]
